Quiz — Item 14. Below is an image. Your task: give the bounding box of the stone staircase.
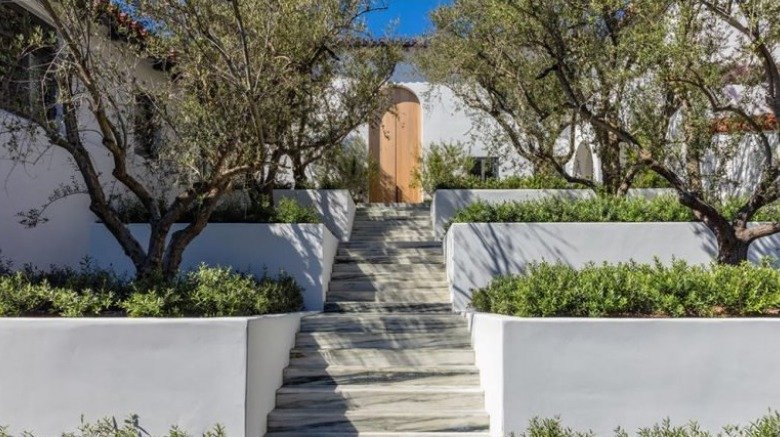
[265,203,489,436]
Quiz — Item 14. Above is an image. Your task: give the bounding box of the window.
[134,92,162,158]
[470,157,499,180]
[0,4,57,122]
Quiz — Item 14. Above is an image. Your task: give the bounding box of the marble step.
[327,289,449,303]
[340,241,441,249]
[337,247,441,257]
[300,314,467,333]
[267,411,489,433]
[274,385,484,411]
[267,432,489,436]
[289,348,474,368]
[352,219,431,228]
[330,269,446,281]
[350,229,433,236]
[335,254,443,264]
[331,263,445,277]
[329,279,447,292]
[282,365,481,387]
[294,332,471,350]
[324,302,452,314]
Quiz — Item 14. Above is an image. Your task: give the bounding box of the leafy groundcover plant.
[113,197,320,224]
[517,412,780,437]
[448,195,780,231]
[0,261,303,317]
[472,260,780,317]
[1,415,224,437]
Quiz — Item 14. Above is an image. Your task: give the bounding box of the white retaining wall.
[0,313,308,436]
[431,188,673,239]
[445,222,780,311]
[273,189,355,242]
[468,313,780,436]
[90,223,338,311]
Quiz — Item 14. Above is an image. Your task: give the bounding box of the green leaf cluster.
[518,412,780,437]
[449,195,780,230]
[0,264,302,317]
[472,261,780,318]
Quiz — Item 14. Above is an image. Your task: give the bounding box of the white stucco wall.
[89,223,338,311]
[445,222,780,311]
[273,189,355,242]
[0,313,307,436]
[468,313,780,436]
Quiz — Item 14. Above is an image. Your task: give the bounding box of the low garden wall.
[273,189,355,242]
[468,313,780,436]
[0,313,309,436]
[445,222,780,311]
[90,223,338,311]
[431,188,672,239]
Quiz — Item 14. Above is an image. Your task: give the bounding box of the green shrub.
[435,173,579,190]
[0,264,303,318]
[412,142,475,194]
[472,260,780,317]
[112,195,320,224]
[448,195,695,230]
[272,197,320,223]
[448,195,780,231]
[1,414,225,437]
[516,412,780,437]
[308,137,379,202]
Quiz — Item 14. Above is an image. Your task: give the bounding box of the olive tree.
[445,0,780,263]
[421,0,671,193]
[1,0,393,278]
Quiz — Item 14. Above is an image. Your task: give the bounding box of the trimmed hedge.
[0,263,303,317]
[471,260,780,317]
[1,415,224,436]
[113,196,320,224]
[448,195,780,230]
[520,413,780,437]
[435,174,578,190]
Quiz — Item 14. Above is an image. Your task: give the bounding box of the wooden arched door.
[369,86,422,203]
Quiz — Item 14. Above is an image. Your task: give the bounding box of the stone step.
[268,432,489,437]
[329,279,447,292]
[337,247,441,257]
[335,254,444,264]
[325,302,452,314]
[266,411,489,433]
[340,240,441,249]
[352,219,431,227]
[327,289,449,303]
[267,433,489,437]
[282,365,481,387]
[289,348,474,368]
[350,228,433,235]
[300,314,466,334]
[333,262,446,275]
[294,332,471,350]
[274,385,484,412]
[330,269,446,281]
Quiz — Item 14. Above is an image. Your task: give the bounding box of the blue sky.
[364,0,452,37]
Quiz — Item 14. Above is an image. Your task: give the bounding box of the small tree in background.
[0,0,396,278]
[421,0,670,194]
[428,0,780,264]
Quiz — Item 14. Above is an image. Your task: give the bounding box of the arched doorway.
[369,86,422,203]
[573,142,594,180]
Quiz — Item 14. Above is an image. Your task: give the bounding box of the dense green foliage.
[472,261,780,317]
[519,413,780,437]
[0,263,302,317]
[412,142,578,193]
[306,137,379,202]
[1,415,224,437]
[114,197,319,224]
[449,195,780,229]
